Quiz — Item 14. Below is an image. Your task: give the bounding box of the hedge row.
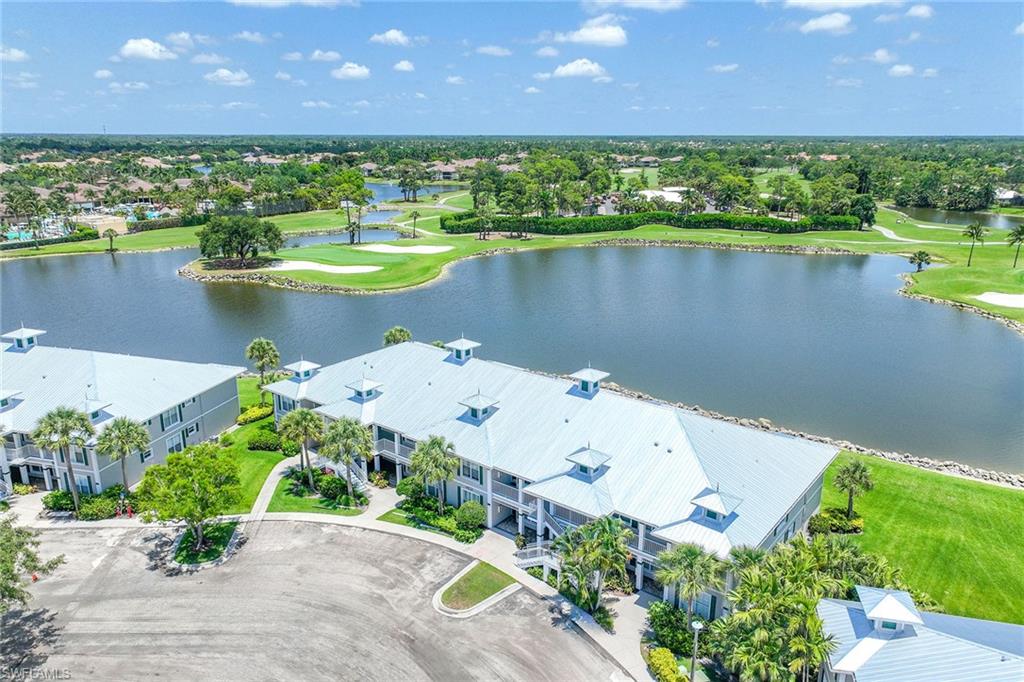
[128,214,209,233]
[0,227,99,251]
[439,211,859,235]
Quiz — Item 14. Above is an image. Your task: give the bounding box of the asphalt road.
[2,521,621,681]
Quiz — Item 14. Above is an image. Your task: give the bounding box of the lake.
[895,206,1024,230]
[2,245,1021,473]
[366,182,452,203]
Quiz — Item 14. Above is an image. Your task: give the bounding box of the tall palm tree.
[409,210,421,238]
[103,228,118,252]
[962,222,986,267]
[409,435,458,513]
[320,417,373,499]
[32,407,95,512]
[579,516,633,611]
[1007,224,1024,268]
[95,417,150,490]
[656,542,725,627]
[908,250,931,272]
[278,408,323,490]
[833,460,874,520]
[245,337,280,404]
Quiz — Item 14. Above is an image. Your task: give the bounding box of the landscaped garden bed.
[174,521,239,564]
[266,468,365,516]
[440,561,515,610]
[381,477,484,543]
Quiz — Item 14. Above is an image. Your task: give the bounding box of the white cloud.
[709,63,739,73]
[920,67,938,78]
[4,71,39,89]
[108,81,149,94]
[393,59,415,72]
[524,86,542,94]
[583,0,685,11]
[1,46,30,62]
[191,53,230,64]
[476,45,512,57]
[230,0,352,6]
[370,29,411,46]
[222,101,257,110]
[593,75,614,83]
[204,68,254,86]
[167,102,214,111]
[898,31,922,44]
[302,99,335,108]
[706,38,720,48]
[165,32,195,52]
[119,38,178,60]
[233,31,268,44]
[535,46,559,57]
[330,62,370,79]
[867,48,897,63]
[275,70,292,80]
[414,92,427,99]
[93,69,113,79]
[799,13,853,35]
[445,75,466,85]
[905,4,933,19]
[888,63,914,77]
[553,14,628,47]
[552,58,607,78]
[785,0,897,9]
[353,99,370,108]
[1016,22,1024,36]
[874,13,900,23]
[310,49,341,61]
[282,51,303,61]
[827,75,862,87]
[832,54,854,64]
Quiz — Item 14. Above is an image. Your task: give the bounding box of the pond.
[894,206,1024,230]
[2,245,1021,473]
[366,182,453,203]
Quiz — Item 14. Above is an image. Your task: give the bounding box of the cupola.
[459,390,498,422]
[569,366,609,396]
[444,337,480,364]
[855,585,924,634]
[83,396,111,422]
[346,376,383,401]
[566,444,612,477]
[285,358,321,381]
[0,388,22,410]
[691,486,743,522]
[2,327,45,351]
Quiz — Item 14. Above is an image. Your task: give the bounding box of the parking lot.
[1,521,622,681]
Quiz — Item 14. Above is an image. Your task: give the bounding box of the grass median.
[441,562,516,610]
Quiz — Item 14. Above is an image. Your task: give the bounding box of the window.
[14,338,24,349]
[881,621,897,630]
[578,464,591,475]
[277,396,296,412]
[73,449,89,466]
[139,449,153,463]
[160,407,181,430]
[461,460,482,483]
[454,349,463,360]
[0,398,7,408]
[705,509,720,521]
[75,474,92,495]
[166,432,184,455]
[470,407,479,420]
[581,380,590,392]
[461,488,484,506]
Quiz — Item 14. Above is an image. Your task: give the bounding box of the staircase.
[514,542,559,570]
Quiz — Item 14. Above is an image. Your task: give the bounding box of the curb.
[431,559,523,619]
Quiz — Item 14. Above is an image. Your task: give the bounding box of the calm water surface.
[895,206,1024,230]
[2,246,1021,472]
[366,182,451,203]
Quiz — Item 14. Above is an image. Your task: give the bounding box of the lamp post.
[690,620,704,682]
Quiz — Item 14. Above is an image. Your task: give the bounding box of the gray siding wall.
[758,472,825,551]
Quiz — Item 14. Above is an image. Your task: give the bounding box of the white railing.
[628,533,641,550]
[491,480,519,501]
[643,537,668,556]
[397,443,414,460]
[552,505,591,528]
[514,542,559,569]
[375,438,396,455]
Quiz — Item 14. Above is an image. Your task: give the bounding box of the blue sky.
[2,0,1022,135]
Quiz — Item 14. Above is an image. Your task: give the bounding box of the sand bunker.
[974,292,1024,309]
[267,260,382,274]
[355,244,454,255]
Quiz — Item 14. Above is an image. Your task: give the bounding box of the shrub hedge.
[648,647,687,682]
[455,500,486,530]
[247,430,281,451]
[439,210,859,235]
[648,601,710,656]
[0,227,100,251]
[127,214,208,233]
[236,404,273,425]
[42,484,133,520]
[808,507,865,535]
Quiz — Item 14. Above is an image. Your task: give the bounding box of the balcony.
[642,537,668,557]
[552,505,591,528]
[374,438,396,455]
[491,480,519,502]
[628,533,641,550]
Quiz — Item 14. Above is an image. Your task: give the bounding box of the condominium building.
[266,339,837,620]
[0,328,244,496]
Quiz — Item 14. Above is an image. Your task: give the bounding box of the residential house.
[995,188,1023,206]
[265,339,836,618]
[638,156,660,168]
[428,163,460,181]
[817,585,1024,682]
[359,162,379,177]
[0,328,243,496]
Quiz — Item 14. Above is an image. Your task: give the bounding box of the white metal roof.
[2,327,46,341]
[346,377,383,393]
[445,338,481,352]
[265,342,837,556]
[691,488,744,516]
[0,341,244,434]
[459,391,499,411]
[569,367,610,383]
[857,585,924,625]
[566,446,612,469]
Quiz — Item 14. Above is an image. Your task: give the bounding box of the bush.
[0,227,99,251]
[247,430,281,451]
[42,489,75,511]
[338,491,368,508]
[648,601,692,655]
[281,439,299,457]
[514,533,527,550]
[369,471,389,488]
[648,647,686,682]
[76,495,118,521]
[594,606,615,633]
[12,483,36,495]
[809,507,864,535]
[127,214,208,233]
[455,500,486,530]
[604,570,636,595]
[219,432,234,447]
[396,476,425,502]
[237,404,274,425]
[400,497,483,543]
[440,210,859,236]
[318,475,346,500]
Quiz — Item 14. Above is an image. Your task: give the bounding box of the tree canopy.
[197,215,283,264]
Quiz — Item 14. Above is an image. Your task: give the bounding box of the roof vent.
[444,337,480,364]
[346,376,383,401]
[569,366,609,396]
[285,358,321,381]
[2,327,45,351]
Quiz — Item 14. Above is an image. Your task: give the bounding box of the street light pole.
[690,620,704,682]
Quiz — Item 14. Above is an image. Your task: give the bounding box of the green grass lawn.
[441,561,515,610]
[822,452,1024,623]
[175,521,238,564]
[220,377,285,514]
[265,476,363,515]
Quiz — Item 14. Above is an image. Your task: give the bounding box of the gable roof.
[857,585,924,624]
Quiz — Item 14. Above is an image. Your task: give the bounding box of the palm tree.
[729,545,766,572]
[409,210,421,238]
[409,435,458,513]
[320,417,373,499]
[833,460,874,519]
[579,516,633,611]
[278,408,323,490]
[962,222,986,267]
[1007,225,1024,268]
[245,337,280,404]
[32,407,95,512]
[656,542,725,627]
[95,417,150,490]
[103,228,118,252]
[908,250,931,272]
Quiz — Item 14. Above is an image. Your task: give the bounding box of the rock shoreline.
[898,273,1024,336]
[600,379,1023,489]
[588,237,857,256]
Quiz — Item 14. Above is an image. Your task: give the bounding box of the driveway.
[1,521,622,681]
